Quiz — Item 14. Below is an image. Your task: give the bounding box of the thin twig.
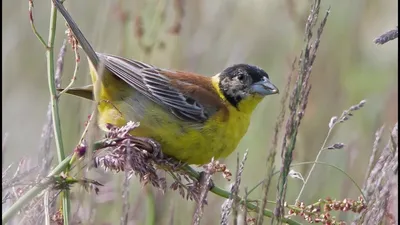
[44,191,51,225]
[296,100,366,202]
[58,36,80,96]
[38,40,67,178]
[47,1,70,222]
[28,0,47,48]
[2,155,72,223]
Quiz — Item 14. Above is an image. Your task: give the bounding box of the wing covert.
[98,53,216,123]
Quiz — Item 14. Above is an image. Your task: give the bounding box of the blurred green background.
[2,0,398,224]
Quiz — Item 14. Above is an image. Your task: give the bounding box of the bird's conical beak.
[250,78,279,96]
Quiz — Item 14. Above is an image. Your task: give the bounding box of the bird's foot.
[146,138,163,159]
[199,171,215,190]
[134,137,163,159]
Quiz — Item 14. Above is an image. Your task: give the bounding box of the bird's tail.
[52,0,99,68]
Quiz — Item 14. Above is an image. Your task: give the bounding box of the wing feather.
[98,53,219,123]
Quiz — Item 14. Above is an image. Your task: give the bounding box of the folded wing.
[100,53,220,124]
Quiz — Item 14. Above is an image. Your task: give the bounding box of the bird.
[52,0,279,165]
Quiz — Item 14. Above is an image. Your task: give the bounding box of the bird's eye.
[238,74,244,81]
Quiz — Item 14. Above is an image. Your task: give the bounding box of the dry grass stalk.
[296,99,367,204]
[220,150,248,225]
[275,0,330,221]
[353,123,398,225]
[2,41,68,225]
[363,126,385,187]
[2,158,59,225]
[374,26,398,45]
[192,166,212,225]
[257,58,297,225]
[120,139,132,225]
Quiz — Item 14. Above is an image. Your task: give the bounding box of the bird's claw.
[199,171,215,190]
[146,138,163,159]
